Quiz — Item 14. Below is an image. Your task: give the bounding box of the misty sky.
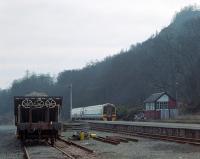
[0,0,199,89]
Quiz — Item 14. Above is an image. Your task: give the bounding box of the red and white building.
[144,92,178,120]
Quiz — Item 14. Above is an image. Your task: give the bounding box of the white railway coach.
[72,103,116,121]
[71,107,84,119]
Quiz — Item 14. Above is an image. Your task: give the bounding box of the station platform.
[86,120,200,130]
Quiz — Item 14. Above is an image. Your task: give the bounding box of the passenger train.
[72,103,116,121]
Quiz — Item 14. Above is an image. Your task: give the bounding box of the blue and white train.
[72,103,116,121]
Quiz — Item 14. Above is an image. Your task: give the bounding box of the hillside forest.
[1,6,200,121]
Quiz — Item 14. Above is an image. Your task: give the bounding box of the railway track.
[21,138,94,159]
[22,142,65,159]
[54,138,96,159]
[92,126,200,146]
[53,143,75,159]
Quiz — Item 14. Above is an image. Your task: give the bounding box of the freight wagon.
[72,103,116,121]
[14,96,62,145]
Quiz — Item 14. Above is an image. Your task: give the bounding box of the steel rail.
[53,145,75,159]
[58,138,94,153]
[23,145,31,159]
[46,140,75,159]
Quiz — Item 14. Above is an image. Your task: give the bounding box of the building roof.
[144,92,166,103]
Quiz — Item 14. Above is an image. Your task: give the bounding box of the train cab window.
[111,107,115,114]
[104,106,113,115]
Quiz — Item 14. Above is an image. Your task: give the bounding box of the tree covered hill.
[1,6,200,119]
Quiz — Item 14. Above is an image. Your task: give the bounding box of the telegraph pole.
[175,82,178,107]
[69,84,73,120]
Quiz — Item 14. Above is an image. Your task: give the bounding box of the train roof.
[85,103,115,108]
[72,107,83,111]
[14,96,62,99]
[72,103,115,110]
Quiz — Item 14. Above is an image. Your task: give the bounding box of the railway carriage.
[72,103,116,121]
[14,96,62,145]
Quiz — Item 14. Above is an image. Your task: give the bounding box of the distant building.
[144,92,178,120]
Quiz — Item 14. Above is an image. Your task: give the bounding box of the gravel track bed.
[2,125,200,159]
[0,125,23,159]
[62,130,200,159]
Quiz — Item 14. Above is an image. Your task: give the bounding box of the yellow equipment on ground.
[90,133,97,138]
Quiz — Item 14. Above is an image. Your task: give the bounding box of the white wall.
[157,94,169,102]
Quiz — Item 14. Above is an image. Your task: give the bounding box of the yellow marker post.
[80,131,85,140]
